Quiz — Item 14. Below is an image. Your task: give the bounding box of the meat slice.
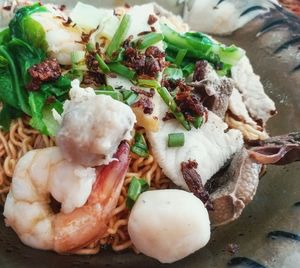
[208,132,300,226]
[146,96,244,190]
[226,88,269,141]
[208,148,262,226]
[231,56,276,125]
[192,60,234,119]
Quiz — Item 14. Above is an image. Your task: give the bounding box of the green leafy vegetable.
[137,79,160,89]
[8,38,45,84]
[126,176,149,209]
[28,92,62,136]
[106,14,131,59]
[0,28,11,45]
[131,132,149,158]
[175,48,187,66]
[168,132,185,147]
[9,3,48,50]
[0,44,31,115]
[0,104,22,131]
[122,90,138,106]
[161,23,245,74]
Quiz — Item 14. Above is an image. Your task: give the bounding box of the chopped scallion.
[192,116,203,129]
[168,132,185,147]
[137,32,164,50]
[95,54,110,74]
[157,87,191,131]
[122,90,138,105]
[98,85,114,91]
[94,90,122,101]
[182,63,195,77]
[126,176,149,209]
[163,67,183,81]
[108,62,136,80]
[106,14,131,58]
[175,49,187,66]
[137,79,160,89]
[131,132,149,157]
[86,42,95,52]
[71,51,85,65]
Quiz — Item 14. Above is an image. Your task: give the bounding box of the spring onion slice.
[131,132,149,157]
[157,87,191,131]
[121,90,138,106]
[108,62,136,80]
[175,48,187,66]
[126,176,149,209]
[137,79,160,89]
[192,116,204,129]
[95,54,110,74]
[137,32,164,50]
[106,14,131,58]
[86,42,94,52]
[71,51,85,64]
[163,67,183,81]
[124,93,137,106]
[94,90,122,101]
[182,63,195,77]
[168,132,185,147]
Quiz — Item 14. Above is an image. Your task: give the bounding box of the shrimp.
[30,10,84,65]
[3,142,130,253]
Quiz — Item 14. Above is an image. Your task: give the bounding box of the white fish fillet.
[229,88,258,127]
[147,97,244,190]
[231,56,276,124]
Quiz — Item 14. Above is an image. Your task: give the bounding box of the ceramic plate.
[0,0,299,267]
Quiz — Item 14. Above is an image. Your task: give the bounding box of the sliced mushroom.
[207,148,262,226]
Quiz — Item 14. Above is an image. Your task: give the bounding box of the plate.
[0,1,300,267]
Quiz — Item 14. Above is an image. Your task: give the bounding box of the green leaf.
[0,45,30,115]
[28,92,62,136]
[20,16,48,51]
[0,55,18,109]
[0,28,11,45]
[7,38,45,84]
[161,23,245,69]
[42,101,63,136]
[40,76,71,100]
[9,3,48,50]
[0,104,22,131]
[28,92,48,134]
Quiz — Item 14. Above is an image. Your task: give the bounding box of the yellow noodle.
[0,117,173,254]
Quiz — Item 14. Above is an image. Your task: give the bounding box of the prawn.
[3,142,130,253]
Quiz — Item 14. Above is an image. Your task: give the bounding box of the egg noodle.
[0,117,173,254]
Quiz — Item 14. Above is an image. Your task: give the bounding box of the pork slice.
[208,148,262,226]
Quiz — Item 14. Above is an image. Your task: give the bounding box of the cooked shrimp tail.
[54,141,130,253]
